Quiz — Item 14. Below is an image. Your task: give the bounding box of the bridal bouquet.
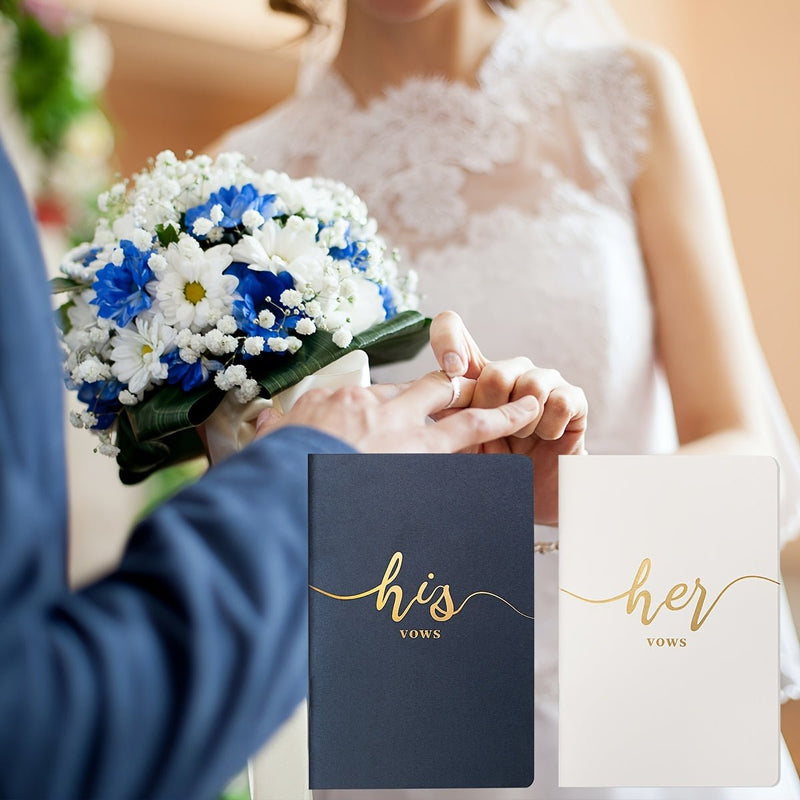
[53,150,426,482]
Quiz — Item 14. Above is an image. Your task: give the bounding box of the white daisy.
[323,275,386,335]
[110,315,177,394]
[256,171,312,216]
[65,290,99,332]
[230,217,332,294]
[156,237,238,332]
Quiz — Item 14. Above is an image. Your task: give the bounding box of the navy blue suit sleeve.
[0,138,358,800]
[1,426,354,800]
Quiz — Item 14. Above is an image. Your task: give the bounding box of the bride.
[218,0,800,796]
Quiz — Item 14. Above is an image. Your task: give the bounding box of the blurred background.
[3,0,799,772]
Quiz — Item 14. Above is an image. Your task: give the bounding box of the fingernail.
[443,352,465,377]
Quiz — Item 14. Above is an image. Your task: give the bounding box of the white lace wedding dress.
[220,9,800,798]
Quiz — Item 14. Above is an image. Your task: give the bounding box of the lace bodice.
[222,14,676,457]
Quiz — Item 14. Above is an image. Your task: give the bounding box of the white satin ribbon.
[205,349,370,800]
[205,349,370,464]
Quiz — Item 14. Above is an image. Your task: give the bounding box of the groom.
[0,137,586,800]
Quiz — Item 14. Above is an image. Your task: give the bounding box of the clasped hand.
[256,311,587,525]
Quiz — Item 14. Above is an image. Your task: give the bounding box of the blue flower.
[325,224,371,271]
[378,283,398,319]
[230,267,302,343]
[81,246,102,267]
[162,349,212,392]
[91,240,155,327]
[224,261,282,305]
[185,184,278,238]
[77,379,124,430]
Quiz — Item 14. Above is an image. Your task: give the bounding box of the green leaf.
[50,276,85,293]
[54,300,74,334]
[362,314,431,366]
[125,381,224,443]
[252,310,430,397]
[136,459,206,521]
[116,412,207,485]
[155,222,180,247]
[117,382,222,482]
[115,311,430,483]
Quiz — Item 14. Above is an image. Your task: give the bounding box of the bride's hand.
[430,311,588,526]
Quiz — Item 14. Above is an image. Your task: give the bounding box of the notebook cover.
[559,455,780,787]
[308,453,534,790]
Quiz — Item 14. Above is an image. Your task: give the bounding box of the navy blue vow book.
[307,453,534,790]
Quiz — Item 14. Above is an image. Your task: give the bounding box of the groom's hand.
[254,371,540,454]
[430,311,588,526]
[254,374,538,453]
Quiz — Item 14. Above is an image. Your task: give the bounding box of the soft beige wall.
[613,0,800,438]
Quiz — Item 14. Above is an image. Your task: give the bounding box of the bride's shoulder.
[619,41,701,150]
[543,37,683,99]
[622,40,690,99]
[524,41,678,184]
[608,40,701,141]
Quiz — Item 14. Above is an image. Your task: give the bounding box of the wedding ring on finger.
[443,374,474,409]
[446,375,462,409]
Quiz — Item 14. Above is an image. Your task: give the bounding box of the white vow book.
[559,456,780,788]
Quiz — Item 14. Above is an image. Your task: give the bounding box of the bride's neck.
[334,0,503,105]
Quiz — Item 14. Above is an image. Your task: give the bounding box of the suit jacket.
[0,140,354,800]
